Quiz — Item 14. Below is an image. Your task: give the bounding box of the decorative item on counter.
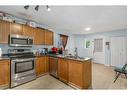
[58,47,64,54]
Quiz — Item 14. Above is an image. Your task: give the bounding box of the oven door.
[11,58,35,80]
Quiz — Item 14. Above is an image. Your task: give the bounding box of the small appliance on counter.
[35,48,49,55]
[51,47,58,54]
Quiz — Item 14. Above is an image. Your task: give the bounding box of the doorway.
[110,36,127,67]
[93,38,105,64]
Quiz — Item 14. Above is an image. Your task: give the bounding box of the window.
[85,39,91,49]
[94,38,103,52]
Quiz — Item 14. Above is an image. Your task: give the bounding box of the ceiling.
[0,6,127,34]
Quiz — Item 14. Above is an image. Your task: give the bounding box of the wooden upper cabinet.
[0,60,10,88]
[10,23,23,35]
[0,20,54,45]
[0,20,10,44]
[34,28,45,45]
[45,30,54,45]
[58,58,68,83]
[23,25,34,37]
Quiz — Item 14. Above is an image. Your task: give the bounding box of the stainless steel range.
[8,49,36,88]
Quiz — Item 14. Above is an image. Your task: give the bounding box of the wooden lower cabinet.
[58,58,68,83]
[68,59,92,89]
[0,60,10,88]
[35,56,49,77]
[45,56,49,73]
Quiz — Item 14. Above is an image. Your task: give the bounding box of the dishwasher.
[49,56,58,78]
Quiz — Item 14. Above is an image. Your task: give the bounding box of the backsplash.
[0,44,53,54]
[0,44,9,54]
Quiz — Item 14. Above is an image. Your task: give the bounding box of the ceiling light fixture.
[49,28,53,31]
[24,5,51,12]
[46,5,51,11]
[85,27,91,31]
[24,5,29,10]
[35,5,39,11]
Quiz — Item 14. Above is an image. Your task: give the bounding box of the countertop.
[0,54,91,62]
[0,56,10,61]
[47,54,91,62]
[34,54,47,57]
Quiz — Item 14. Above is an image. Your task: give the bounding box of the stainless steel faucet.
[74,48,78,58]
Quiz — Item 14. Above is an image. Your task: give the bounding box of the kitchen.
[0,6,92,89]
[0,5,127,90]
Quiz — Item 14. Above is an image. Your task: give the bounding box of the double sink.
[49,54,90,61]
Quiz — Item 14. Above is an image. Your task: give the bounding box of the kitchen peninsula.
[49,54,92,89]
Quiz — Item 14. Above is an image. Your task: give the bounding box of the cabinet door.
[58,58,68,83]
[36,57,46,77]
[68,60,83,88]
[0,20,10,44]
[39,29,45,44]
[45,30,54,45]
[34,28,45,45]
[45,56,49,73]
[23,25,34,37]
[10,23,23,35]
[0,60,10,87]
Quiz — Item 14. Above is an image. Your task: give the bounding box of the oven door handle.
[12,58,35,62]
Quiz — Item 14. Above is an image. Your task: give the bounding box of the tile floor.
[92,63,127,89]
[12,63,127,89]
[12,75,73,89]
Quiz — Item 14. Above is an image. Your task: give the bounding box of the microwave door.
[10,37,29,46]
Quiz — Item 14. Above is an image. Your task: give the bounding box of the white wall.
[75,35,106,64]
[75,29,127,66]
[75,36,86,57]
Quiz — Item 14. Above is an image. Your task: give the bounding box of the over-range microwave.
[9,35,33,47]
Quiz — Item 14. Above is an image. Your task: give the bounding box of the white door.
[93,38,105,64]
[110,36,127,67]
